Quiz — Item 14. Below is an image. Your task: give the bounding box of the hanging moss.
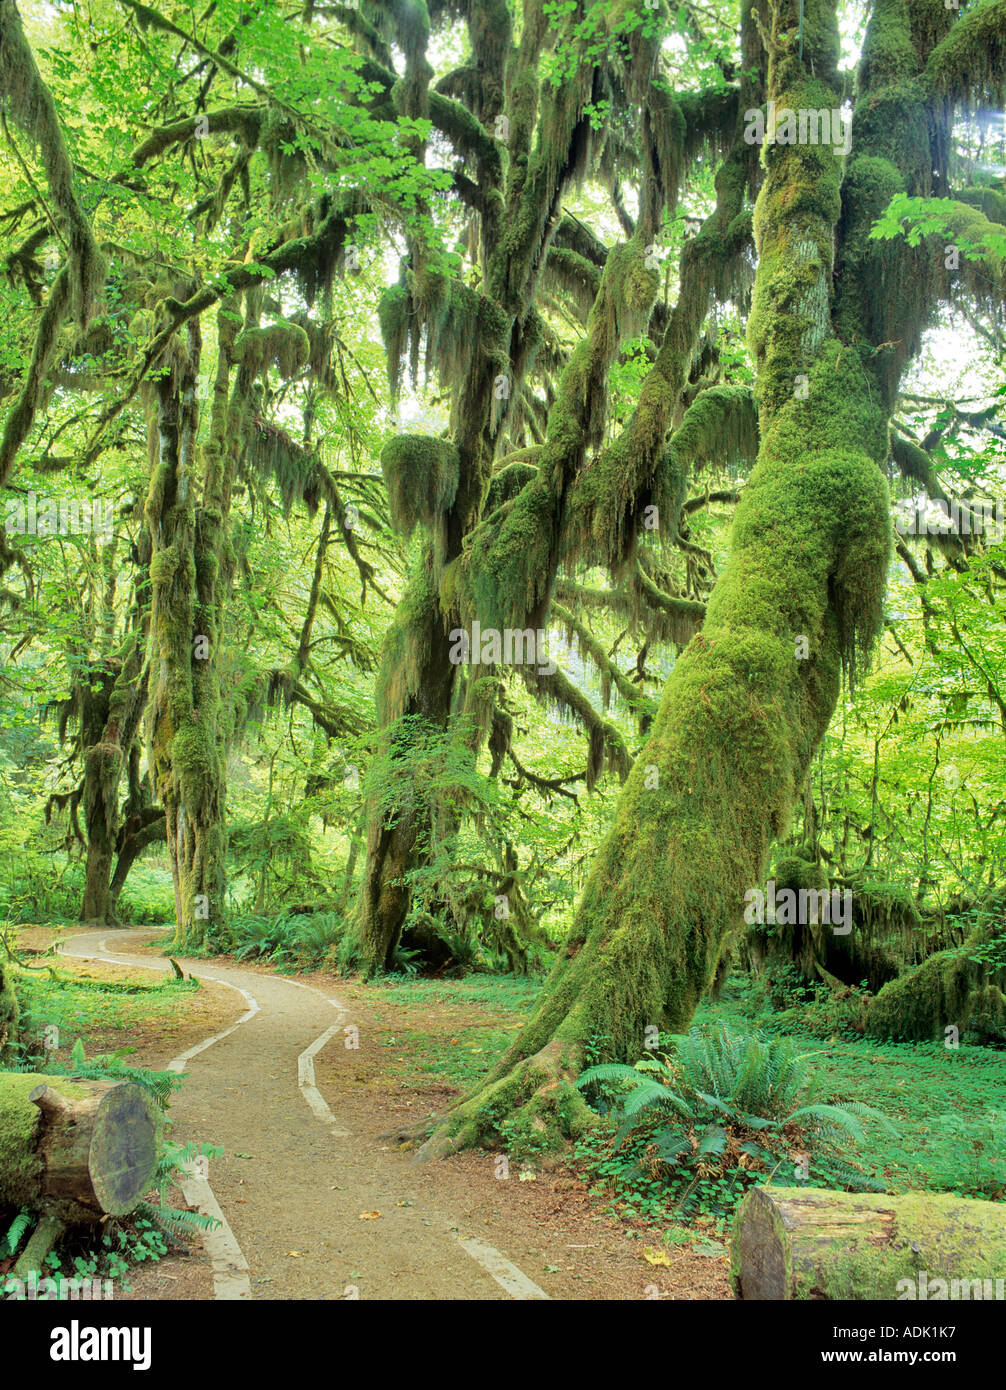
[381,433,460,542]
[377,282,411,404]
[925,0,1006,111]
[551,599,655,726]
[374,554,441,725]
[906,0,958,59]
[563,384,756,576]
[460,476,558,631]
[0,0,106,329]
[543,246,601,324]
[290,311,342,396]
[233,322,311,380]
[244,420,322,517]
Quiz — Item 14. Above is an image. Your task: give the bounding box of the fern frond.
[0,1208,33,1258]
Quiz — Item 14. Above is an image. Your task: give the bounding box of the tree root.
[385,1039,599,1164]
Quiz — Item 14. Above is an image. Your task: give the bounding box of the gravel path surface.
[61,930,548,1301]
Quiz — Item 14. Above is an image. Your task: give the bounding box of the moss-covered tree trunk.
[77,665,122,927]
[147,321,232,951]
[350,557,459,972]
[408,0,897,1159]
[0,1075,161,1226]
[865,902,1006,1043]
[79,619,151,926]
[349,0,674,974]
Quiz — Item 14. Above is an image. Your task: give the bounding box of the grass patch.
[9,960,199,1065]
[364,973,543,1015]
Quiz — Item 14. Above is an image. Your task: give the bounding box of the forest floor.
[17,926,731,1302]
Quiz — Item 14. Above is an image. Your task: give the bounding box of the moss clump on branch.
[233,322,311,380]
[381,434,460,542]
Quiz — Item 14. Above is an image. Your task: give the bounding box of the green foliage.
[0,1206,32,1259]
[4,1035,181,1111]
[230,910,344,969]
[575,1021,893,1222]
[870,193,1006,263]
[130,1138,224,1245]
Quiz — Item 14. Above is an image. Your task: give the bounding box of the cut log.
[0,1073,162,1224]
[732,1185,1006,1300]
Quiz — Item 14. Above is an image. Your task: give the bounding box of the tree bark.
[350,561,458,973]
[108,809,167,918]
[147,319,233,951]
[731,1186,1006,1300]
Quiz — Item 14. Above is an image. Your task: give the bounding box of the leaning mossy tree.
[366,0,1006,1157]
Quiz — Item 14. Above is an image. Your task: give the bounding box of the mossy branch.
[518,663,632,791]
[0,0,105,330]
[551,600,656,724]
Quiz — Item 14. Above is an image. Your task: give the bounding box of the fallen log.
[731,1185,1006,1299]
[0,1073,162,1226]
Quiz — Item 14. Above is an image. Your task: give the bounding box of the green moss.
[925,0,1006,110]
[734,1188,1006,1298]
[0,1074,90,1207]
[463,476,557,631]
[171,722,219,804]
[149,546,178,587]
[867,927,1006,1042]
[374,552,442,724]
[377,282,411,402]
[381,434,460,542]
[958,186,1006,226]
[233,322,311,379]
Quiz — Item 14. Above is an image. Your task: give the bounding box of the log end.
[88,1081,163,1216]
[732,1185,791,1299]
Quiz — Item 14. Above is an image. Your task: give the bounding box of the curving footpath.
[59,930,549,1301]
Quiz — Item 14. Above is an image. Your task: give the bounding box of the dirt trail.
[61,930,547,1300]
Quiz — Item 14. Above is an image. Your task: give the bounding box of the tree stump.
[731,1186,1006,1299]
[0,1073,162,1225]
